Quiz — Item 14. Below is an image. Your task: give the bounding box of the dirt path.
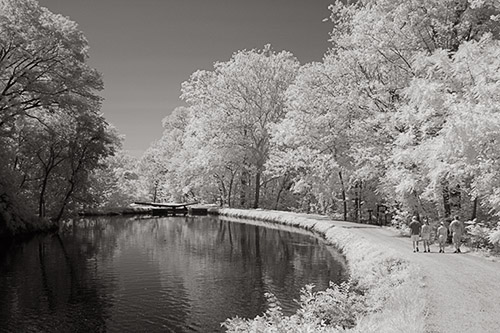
[330,221,500,333]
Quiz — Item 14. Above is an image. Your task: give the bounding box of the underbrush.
[464,220,500,253]
[219,208,426,333]
[0,194,57,238]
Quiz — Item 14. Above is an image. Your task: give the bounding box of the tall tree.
[139,106,195,202]
[181,45,300,208]
[322,0,500,219]
[0,0,116,231]
[269,60,359,217]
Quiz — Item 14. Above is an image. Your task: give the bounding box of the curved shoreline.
[218,208,426,332]
[218,214,350,281]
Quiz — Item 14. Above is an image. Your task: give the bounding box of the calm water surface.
[0,216,347,332]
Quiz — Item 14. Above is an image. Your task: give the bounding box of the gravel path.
[333,222,500,333]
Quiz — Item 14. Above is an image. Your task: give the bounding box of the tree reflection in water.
[0,216,347,333]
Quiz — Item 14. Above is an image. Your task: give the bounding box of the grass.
[219,208,426,333]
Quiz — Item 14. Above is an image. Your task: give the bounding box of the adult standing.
[409,216,422,253]
[449,216,465,253]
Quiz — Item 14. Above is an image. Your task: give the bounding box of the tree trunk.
[240,168,248,208]
[357,181,362,223]
[471,197,478,220]
[152,180,158,203]
[55,144,89,222]
[253,170,261,209]
[450,184,461,215]
[215,175,227,207]
[442,183,451,218]
[339,171,347,221]
[274,174,289,210]
[55,179,76,223]
[354,184,359,223]
[38,174,49,218]
[228,172,235,208]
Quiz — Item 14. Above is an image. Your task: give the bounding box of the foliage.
[0,0,118,234]
[89,150,149,209]
[164,45,301,208]
[390,209,412,234]
[0,0,103,132]
[142,0,500,230]
[223,281,364,332]
[465,219,500,250]
[487,224,500,248]
[139,106,195,202]
[465,220,493,249]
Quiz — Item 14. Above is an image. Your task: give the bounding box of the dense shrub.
[223,281,365,332]
[465,220,500,252]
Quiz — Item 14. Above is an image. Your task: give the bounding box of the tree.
[269,60,359,217]
[10,106,119,220]
[90,149,149,209]
[180,45,300,208]
[0,0,103,133]
[139,106,194,202]
[322,0,500,220]
[393,35,500,219]
[0,0,116,232]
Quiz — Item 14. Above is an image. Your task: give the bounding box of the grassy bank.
[218,208,426,333]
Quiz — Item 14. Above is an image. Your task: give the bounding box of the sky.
[37,0,335,157]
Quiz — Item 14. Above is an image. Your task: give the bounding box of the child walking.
[420,219,431,252]
[436,221,448,253]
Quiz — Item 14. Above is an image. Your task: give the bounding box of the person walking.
[436,221,448,253]
[449,216,465,253]
[443,217,452,244]
[420,218,432,252]
[409,216,421,253]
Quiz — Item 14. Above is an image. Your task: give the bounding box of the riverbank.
[79,203,219,217]
[0,215,58,240]
[218,208,426,332]
[79,206,153,216]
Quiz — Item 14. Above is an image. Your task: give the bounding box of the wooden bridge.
[134,201,206,216]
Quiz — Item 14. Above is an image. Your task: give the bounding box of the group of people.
[408,216,465,253]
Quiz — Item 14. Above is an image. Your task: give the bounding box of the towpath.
[311,216,500,333]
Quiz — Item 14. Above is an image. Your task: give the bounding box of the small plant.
[295,281,366,329]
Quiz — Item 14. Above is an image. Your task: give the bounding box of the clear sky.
[37,0,334,157]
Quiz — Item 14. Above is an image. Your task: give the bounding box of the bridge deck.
[134,201,198,208]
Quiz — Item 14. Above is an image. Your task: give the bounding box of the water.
[0,215,347,332]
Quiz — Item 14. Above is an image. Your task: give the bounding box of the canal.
[0,215,347,332]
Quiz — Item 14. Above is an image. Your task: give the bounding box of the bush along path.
[218,209,500,333]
